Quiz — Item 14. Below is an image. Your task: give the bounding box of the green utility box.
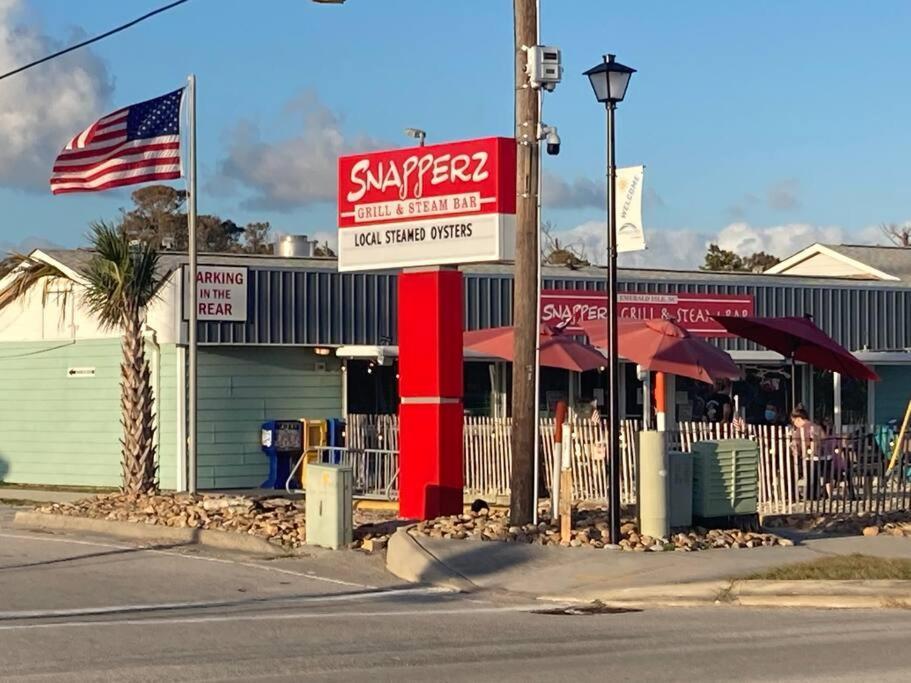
[691,439,759,519]
[305,463,353,550]
[668,451,694,528]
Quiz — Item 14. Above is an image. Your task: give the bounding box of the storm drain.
[532,601,641,616]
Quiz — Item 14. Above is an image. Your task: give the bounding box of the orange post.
[552,401,567,524]
[654,372,667,431]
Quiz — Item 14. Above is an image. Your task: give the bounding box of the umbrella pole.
[791,355,797,412]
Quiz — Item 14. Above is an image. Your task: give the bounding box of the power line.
[0,0,191,83]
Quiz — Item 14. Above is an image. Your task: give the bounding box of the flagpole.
[187,73,198,495]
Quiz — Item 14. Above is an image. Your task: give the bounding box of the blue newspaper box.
[261,420,303,489]
[326,418,346,464]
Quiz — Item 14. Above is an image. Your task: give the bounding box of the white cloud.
[541,172,604,208]
[542,171,663,210]
[766,178,801,211]
[728,178,802,218]
[0,235,62,254]
[0,0,113,190]
[551,220,886,270]
[215,91,385,211]
[714,222,884,257]
[548,219,712,270]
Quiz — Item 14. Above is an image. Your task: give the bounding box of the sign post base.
[397,268,464,520]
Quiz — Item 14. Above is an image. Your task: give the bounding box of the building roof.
[27,247,911,291]
[37,248,339,281]
[765,243,911,283]
[824,244,911,281]
[7,247,910,351]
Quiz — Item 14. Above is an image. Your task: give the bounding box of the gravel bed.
[37,493,399,552]
[410,507,789,552]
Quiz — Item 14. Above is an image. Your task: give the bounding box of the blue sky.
[2,0,909,266]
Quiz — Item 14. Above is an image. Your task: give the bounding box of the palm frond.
[0,252,71,311]
[81,222,163,329]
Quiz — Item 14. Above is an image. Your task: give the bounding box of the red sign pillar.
[397,267,464,520]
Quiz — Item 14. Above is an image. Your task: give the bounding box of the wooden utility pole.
[509,0,539,526]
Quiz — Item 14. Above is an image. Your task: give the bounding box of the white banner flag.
[616,165,646,253]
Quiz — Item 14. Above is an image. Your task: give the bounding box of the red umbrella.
[464,324,607,372]
[713,315,879,407]
[580,318,741,385]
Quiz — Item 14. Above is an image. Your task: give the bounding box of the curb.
[540,579,911,610]
[385,527,476,593]
[539,580,730,608]
[13,511,289,557]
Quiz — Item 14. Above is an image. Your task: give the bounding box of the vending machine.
[260,420,303,489]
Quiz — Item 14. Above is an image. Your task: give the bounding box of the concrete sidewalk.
[0,487,93,505]
[387,529,911,606]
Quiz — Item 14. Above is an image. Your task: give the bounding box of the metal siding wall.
[194,347,343,489]
[0,339,124,486]
[197,267,911,351]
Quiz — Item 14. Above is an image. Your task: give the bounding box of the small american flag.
[50,88,184,194]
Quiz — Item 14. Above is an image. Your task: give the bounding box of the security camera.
[546,129,561,155]
[538,124,560,155]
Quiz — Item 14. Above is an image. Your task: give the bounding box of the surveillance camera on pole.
[525,45,562,91]
[538,123,560,155]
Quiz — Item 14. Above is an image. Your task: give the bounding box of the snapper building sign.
[541,289,754,338]
[337,137,516,272]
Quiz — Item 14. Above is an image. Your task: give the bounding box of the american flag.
[50,88,184,195]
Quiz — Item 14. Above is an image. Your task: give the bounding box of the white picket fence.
[345,414,911,516]
[346,413,641,503]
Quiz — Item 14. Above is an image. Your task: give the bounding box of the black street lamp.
[584,54,635,545]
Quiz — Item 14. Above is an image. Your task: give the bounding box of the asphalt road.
[2,510,911,682]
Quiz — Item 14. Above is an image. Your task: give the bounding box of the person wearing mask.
[763,403,783,425]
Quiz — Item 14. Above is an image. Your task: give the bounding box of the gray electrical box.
[525,45,562,91]
[639,431,669,540]
[668,451,694,528]
[305,463,353,550]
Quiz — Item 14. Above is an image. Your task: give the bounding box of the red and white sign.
[540,290,754,337]
[183,266,248,321]
[337,137,516,272]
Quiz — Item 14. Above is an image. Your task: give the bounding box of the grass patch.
[748,554,911,581]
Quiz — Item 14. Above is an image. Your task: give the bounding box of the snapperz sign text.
[337,137,516,271]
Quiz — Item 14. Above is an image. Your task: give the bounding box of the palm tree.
[1,223,163,495]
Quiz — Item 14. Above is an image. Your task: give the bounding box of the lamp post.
[404,127,427,147]
[584,53,635,545]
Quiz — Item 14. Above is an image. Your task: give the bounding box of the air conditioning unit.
[692,439,759,524]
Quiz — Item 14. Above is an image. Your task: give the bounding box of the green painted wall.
[0,339,123,486]
[874,365,911,424]
[157,343,178,490]
[0,339,180,489]
[196,347,343,489]
[0,340,341,490]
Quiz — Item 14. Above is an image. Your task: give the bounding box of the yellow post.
[298,419,328,486]
[887,399,911,473]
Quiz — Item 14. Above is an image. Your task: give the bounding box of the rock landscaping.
[410,507,789,552]
[36,493,399,552]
